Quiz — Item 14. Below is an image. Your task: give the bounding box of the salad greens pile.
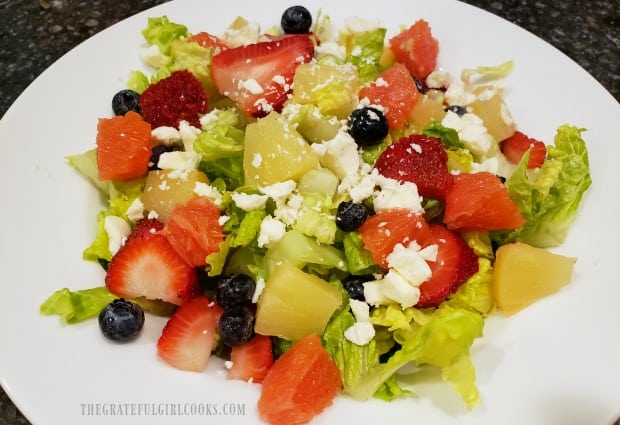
[41,11,591,411]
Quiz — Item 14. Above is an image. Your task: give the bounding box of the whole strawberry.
[139,70,208,128]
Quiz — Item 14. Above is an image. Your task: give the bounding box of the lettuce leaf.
[447,258,495,315]
[141,16,189,55]
[342,232,378,275]
[344,28,387,84]
[497,125,592,247]
[40,287,116,324]
[345,305,484,408]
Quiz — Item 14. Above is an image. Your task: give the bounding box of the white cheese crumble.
[251,153,262,168]
[193,182,224,208]
[373,175,424,214]
[441,110,495,157]
[104,215,131,255]
[259,180,297,199]
[178,120,202,153]
[239,78,264,95]
[231,192,269,211]
[221,22,261,47]
[257,216,286,248]
[344,321,376,346]
[316,130,360,179]
[252,277,266,303]
[157,151,201,171]
[151,126,182,146]
[125,198,145,222]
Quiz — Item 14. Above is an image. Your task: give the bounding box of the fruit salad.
[40,5,591,424]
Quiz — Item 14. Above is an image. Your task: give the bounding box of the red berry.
[139,70,208,128]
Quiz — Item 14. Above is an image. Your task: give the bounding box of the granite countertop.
[0,1,618,424]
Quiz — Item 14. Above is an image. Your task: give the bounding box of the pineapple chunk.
[292,62,359,119]
[243,112,319,187]
[409,94,446,130]
[255,261,342,341]
[469,91,516,142]
[492,242,576,315]
[140,169,209,221]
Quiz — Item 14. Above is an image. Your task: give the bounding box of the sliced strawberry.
[374,134,454,201]
[415,224,478,308]
[211,34,314,117]
[139,70,208,128]
[188,31,228,51]
[227,334,274,383]
[157,296,223,372]
[105,230,200,306]
[500,130,547,168]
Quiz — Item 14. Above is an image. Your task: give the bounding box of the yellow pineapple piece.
[409,94,446,129]
[492,242,576,315]
[243,112,319,187]
[469,91,516,142]
[140,168,209,221]
[292,62,359,119]
[255,261,342,341]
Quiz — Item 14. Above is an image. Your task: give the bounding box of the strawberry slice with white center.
[415,224,479,308]
[211,34,314,117]
[157,296,223,372]
[227,334,274,383]
[105,230,199,306]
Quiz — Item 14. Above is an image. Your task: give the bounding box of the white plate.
[1,0,619,424]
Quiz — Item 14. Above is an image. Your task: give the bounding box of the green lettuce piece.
[66,149,145,200]
[344,28,387,84]
[127,70,150,94]
[424,121,465,149]
[447,258,495,315]
[446,148,474,173]
[263,230,348,277]
[40,287,117,324]
[293,209,338,245]
[342,232,378,275]
[40,287,176,323]
[497,125,591,247]
[345,305,484,408]
[232,209,266,248]
[66,149,145,264]
[462,60,514,85]
[194,109,246,189]
[141,16,189,55]
[322,306,381,392]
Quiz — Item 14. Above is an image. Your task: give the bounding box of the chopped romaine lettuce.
[343,28,387,84]
[496,125,591,247]
[423,121,465,149]
[141,16,189,55]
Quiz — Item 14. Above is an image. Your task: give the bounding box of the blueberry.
[112,89,140,116]
[412,76,426,93]
[215,273,256,309]
[148,144,176,171]
[348,106,389,147]
[218,306,255,347]
[98,299,144,342]
[343,274,374,301]
[281,5,312,34]
[445,105,468,116]
[336,201,368,232]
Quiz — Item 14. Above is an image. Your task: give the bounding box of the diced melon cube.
[469,91,516,142]
[255,261,342,341]
[492,242,576,315]
[243,112,319,187]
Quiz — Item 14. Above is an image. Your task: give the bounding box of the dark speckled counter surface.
[0,1,618,424]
